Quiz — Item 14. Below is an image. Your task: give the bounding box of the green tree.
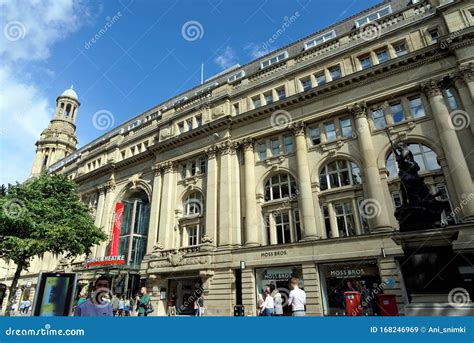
[0,173,107,316]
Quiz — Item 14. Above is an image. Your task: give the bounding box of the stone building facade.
[1,0,473,316]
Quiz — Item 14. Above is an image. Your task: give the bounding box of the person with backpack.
[137,287,152,316]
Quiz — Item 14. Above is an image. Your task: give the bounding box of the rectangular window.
[339,117,353,138]
[334,202,356,237]
[293,209,302,242]
[260,51,288,68]
[276,87,286,100]
[187,226,198,246]
[315,72,326,86]
[355,5,392,27]
[390,102,405,123]
[257,143,267,161]
[322,205,332,238]
[177,122,184,134]
[274,212,291,244]
[264,92,273,105]
[252,96,261,109]
[393,41,408,57]
[270,138,280,156]
[371,108,387,129]
[408,96,426,119]
[180,164,187,179]
[359,55,372,70]
[283,135,294,154]
[376,49,389,63]
[429,29,439,44]
[233,103,240,115]
[304,30,336,49]
[329,66,342,80]
[227,70,245,83]
[310,127,321,145]
[200,157,206,174]
[190,161,196,176]
[444,89,458,110]
[324,121,337,141]
[196,114,202,127]
[301,78,312,92]
[187,119,193,131]
[391,192,402,208]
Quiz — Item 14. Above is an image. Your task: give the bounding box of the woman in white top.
[260,288,274,316]
[272,289,283,316]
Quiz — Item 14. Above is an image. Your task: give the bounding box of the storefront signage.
[330,268,365,278]
[110,202,124,256]
[84,255,126,268]
[260,250,288,258]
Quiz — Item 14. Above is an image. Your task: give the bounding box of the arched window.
[184,191,204,216]
[319,160,361,191]
[386,143,440,179]
[264,173,297,201]
[118,190,150,267]
[65,104,72,117]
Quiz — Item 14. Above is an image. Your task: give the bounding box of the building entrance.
[169,278,202,315]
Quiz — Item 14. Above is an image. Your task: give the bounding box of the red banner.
[110,202,124,256]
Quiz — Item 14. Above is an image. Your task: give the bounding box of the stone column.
[218,140,236,247]
[93,187,106,257]
[459,63,474,100]
[327,202,339,238]
[230,147,242,245]
[204,146,218,247]
[242,138,260,246]
[454,67,474,136]
[157,161,177,249]
[146,164,163,254]
[290,122,319,240]
[350,102,392,231]
[422,80,474,219]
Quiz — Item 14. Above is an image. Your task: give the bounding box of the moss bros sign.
[260,250,288,258]
[85,255,126,268]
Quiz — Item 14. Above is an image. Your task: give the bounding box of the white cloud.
[0,0,90,185]
[244,42,271,59]
[214,46,239,69]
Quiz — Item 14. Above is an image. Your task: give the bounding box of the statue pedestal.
[392,226,473,315]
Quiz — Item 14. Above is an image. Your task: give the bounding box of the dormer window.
[304,30,336,50]
[260,51,288,69]
[227,70,245,83]
[355,5,392,27]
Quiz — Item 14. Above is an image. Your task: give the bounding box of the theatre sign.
[84,255,126,268]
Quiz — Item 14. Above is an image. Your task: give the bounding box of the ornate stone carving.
[160,161,176,174]
[289,121,305,136]
[240,137,255,151]
[218,140,238,155]
[201,234,213,244]
[128,173,143,190]
[421,79,442,97]
[152,163,164,175]
[457,63,473,84]
[348,102,367,118]
[205,146,218,160]
[167,249,185,267]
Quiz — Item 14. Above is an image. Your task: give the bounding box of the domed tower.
[30,86,80,177]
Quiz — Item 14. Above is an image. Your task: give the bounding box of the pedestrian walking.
[167,290,177,316]
[195,294,205,316]
[124,298,131,316]
[118,296,125,316]
[111,295,119,316]
[272,289,283,316]
[137,287,151,316]
[260,287,274,316]
[73,276,113,316]
[287,277,306,316]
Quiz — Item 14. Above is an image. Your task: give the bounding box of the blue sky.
[0,0,381,185]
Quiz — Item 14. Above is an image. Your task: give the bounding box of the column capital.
[421,79,443,97]
[348,102,368,119]
[458,63,474,84]
[217,140,238,155]
[289,121,306,136]
[104,180,115,192]
[240,137,255,151]
[160,161,176,174]
[152,163,164,175]
[205,145,218,160]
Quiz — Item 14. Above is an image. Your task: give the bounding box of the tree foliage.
[0,172,106,271]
